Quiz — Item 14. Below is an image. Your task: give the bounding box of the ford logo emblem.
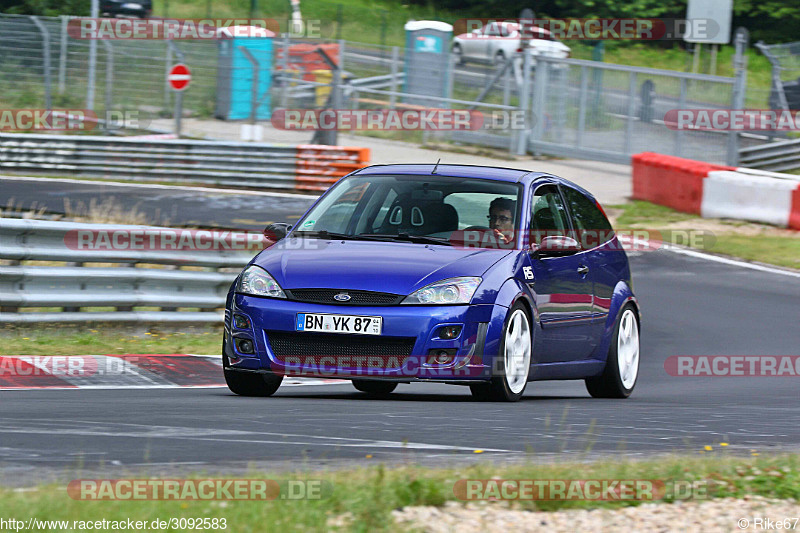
[333,293,351,302]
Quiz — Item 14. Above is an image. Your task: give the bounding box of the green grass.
[611,200,800,270]
[0,324,223,356]
[706,234,800,269]
[0,454,797,532]
[613,199,701,227]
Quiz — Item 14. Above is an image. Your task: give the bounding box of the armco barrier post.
[727,28,749,166]
[103,41,113,122]
[30,16,52,110]
[58,15,68,94]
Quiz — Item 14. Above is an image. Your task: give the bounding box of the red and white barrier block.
[0,354,225,390]
[701,170,800,227]
[0,354,345,390]
[632,152,800,230]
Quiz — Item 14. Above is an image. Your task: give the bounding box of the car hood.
[253,238,513,295]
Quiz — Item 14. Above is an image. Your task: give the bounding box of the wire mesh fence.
[756,40,800,111]
[0,12,760,165]
[529,59,739,164]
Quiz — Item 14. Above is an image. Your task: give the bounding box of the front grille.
[266,331,416,367]
[285,288,402,306]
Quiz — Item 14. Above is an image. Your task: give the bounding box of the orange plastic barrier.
[631,152,735,214]
[295,145,371,191]
[790,185,800,230]
[276,43,340,72]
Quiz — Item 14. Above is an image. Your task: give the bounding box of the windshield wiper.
[293,230,386,242]
[358,233,453,246]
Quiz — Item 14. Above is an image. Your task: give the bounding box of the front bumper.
[225,293,508,381]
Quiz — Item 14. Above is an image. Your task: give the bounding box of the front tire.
[452,44,464,65]
[224,368,283,396]
[585,304,640,398]
[352,380,397,396]
[472,302,532,402]
[222,342,282,397]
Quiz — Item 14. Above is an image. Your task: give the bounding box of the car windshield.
[293,174,523,248]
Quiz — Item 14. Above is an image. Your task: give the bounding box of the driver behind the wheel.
[488,197,516,244]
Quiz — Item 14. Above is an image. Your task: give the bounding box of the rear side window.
[485,23,500,36]
[529,185,571,244]
[561,186,615,248]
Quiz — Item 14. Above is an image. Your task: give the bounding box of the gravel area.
[391,497,800,532]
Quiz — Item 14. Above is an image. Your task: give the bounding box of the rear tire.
[352,380,397,396]
[585,304,640,398]
[452,44,464,65]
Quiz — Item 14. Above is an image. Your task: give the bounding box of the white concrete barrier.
[701,170,799,227]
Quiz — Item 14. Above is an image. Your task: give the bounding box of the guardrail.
[739,138,800,172]
[0,218,253,324]
[0,133,370,192]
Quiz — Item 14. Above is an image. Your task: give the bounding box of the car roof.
[351,164,598,201]
[354,163,536,182]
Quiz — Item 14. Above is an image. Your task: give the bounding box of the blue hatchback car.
[223,164,640,401]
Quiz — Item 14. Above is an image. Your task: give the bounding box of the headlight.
[402,277,481,305]
[237,265,286,298]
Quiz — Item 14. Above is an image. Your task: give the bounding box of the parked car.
[452,21,570,66]
[100,0,152,18]
[223,164,640,402]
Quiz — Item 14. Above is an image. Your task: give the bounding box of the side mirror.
[531,235,581,258]
[263,222,292,243]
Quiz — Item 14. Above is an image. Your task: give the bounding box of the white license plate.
[122,3,143,9]
[296,313,382,335]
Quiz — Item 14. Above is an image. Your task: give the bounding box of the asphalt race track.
[0,177,316,229]
[2,244,799,483]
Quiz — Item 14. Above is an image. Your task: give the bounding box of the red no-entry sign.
[168,64,191,91]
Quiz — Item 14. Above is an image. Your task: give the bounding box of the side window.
[561,186,615,249]
[364,188,398,233]
[311,182,369,233]
[529,185,570,244]
[445,192,516,229]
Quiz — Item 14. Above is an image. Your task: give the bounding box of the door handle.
[577,265,589,276]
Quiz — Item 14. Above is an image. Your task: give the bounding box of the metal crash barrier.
[0,133,370,192]
[0,218,255,323]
